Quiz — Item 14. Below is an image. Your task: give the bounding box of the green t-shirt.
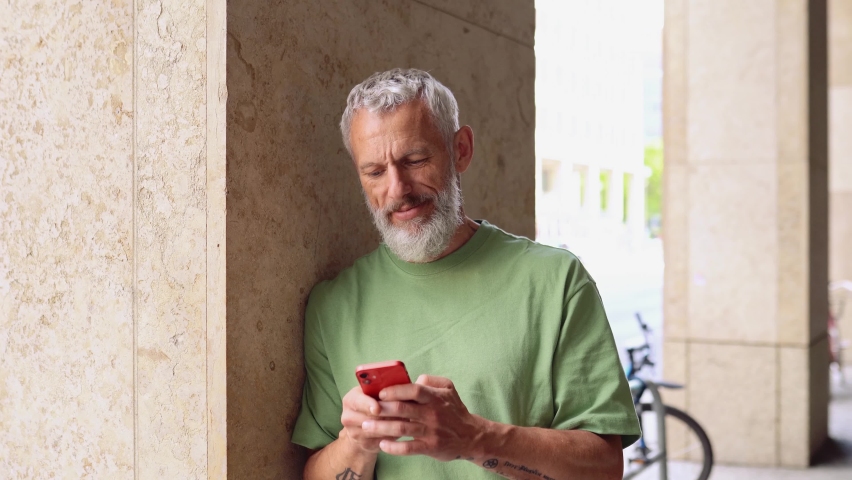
[292,221,640,478]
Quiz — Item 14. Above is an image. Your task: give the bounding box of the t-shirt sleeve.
[550,280,641,448]
[291,287,344,450]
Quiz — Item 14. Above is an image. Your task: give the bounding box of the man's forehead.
[351,101,432,136]
[349,102,443,159]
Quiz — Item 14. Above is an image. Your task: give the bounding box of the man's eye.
[367,170,384,178]
[407,159,427,166]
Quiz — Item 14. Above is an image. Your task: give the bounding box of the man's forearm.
[466,418,623,480]
[304,431,378,480]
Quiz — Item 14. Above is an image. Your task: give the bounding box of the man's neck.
[429,215,480,262]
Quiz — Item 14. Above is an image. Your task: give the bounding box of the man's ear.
[453,126,474,174]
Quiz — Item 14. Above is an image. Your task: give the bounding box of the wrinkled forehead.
[349,101,444,154]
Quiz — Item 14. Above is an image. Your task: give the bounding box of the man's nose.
[387,165,412,201]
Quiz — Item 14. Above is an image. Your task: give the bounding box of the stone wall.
[225,0,535,477]
[0,0,226,477]
[830,0,852,363]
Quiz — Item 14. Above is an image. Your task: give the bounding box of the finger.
[415,374,454,389]
[376,401,423,419]
[341,409,374,428]
[379,383,434,404]
[362,419,427,438]
[344,388,381,415]
[379,438,428,456]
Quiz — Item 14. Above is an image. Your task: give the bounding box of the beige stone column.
[830,0,852,362]
[0,0,227,477]
[663,0,829,468]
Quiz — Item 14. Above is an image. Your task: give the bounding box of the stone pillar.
[830,0,852,362]
[663,0,828,468]
[0,0,227,477]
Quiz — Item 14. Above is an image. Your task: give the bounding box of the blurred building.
[535,0,658,252]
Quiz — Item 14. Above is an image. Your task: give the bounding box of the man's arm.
[304,432,376,480]
[303,386,400,480]
[464,423,622,479]
[366,375,623,480]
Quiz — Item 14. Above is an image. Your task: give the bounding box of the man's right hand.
[304,386,396,479]
[340,386,398,455]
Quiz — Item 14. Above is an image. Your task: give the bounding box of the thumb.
[416,374,454,389]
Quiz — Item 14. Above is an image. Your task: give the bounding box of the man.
[292,69,640,479]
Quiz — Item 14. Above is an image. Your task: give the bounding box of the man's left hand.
[360,374,486,461]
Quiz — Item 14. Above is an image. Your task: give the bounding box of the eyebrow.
[358,147,433,172]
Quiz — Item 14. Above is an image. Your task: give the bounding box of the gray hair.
[340,68,460,158]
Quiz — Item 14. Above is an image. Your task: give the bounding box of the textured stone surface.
[206,0,229,477]
[0,1,135,477]
[413,0,535,46]
[830,1,852,365]
[686,164,778,344]
[134,0,210,477]
[226,0,535,477]
[689,343,778,466]
[686,0,777,163]
[830,0,852,87]
[0,0,226,477]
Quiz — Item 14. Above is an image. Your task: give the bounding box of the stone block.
[779,345,810,467]
[779,340,830,467]
[661,339,688,411]
[688,342,777,466]
[777,161,810,345]
[663,0,688,166]
[829,86,852,192]
[687,0,777,163]
[0,0,135,477]
[134,0,210,476]
[687,164,778,344]
[776,0,809,164]
[663,165,689,340]
[830,0,852,87]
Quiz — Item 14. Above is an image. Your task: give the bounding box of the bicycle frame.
[624,378,668,480]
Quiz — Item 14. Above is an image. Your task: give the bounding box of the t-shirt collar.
[382,220,493,276]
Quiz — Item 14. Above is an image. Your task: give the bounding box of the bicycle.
[622,313,713,480]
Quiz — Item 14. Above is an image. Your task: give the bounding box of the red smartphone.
[355,360,412,399]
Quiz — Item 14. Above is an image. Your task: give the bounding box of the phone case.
[355,360,411,399]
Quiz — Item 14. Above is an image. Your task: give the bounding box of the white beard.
[365,173,463,263]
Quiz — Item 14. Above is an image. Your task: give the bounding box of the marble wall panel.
[686,0,778,163]
[0,0,135,477]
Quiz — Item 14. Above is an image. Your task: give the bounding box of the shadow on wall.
[225,0,535,477]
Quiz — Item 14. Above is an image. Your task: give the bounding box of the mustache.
[381,193,437,215]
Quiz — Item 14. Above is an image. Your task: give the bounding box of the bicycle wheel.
[623,403,713,480]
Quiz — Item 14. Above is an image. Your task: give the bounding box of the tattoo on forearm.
[502,460,557,480]
[335,467,361,480]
